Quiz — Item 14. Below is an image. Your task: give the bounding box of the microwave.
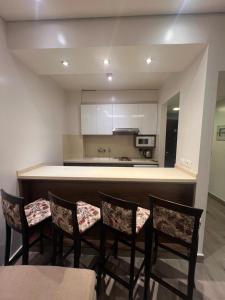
[135,135,156,148]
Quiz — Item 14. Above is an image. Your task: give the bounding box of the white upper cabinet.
[81,105,97,135]
[96,104,113,135]
[81,103,157,135]
[138,104,157,135]
[113,104,140,129]
[81,104,113,135]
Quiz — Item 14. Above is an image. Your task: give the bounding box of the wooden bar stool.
[97,192,150,300]
[1,189,51,265]
[48,191,101,268]
[144,195,203,300]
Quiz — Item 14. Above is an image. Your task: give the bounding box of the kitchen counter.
[18,164,197,236]
[64,157,158,164]
[64,157,158,167]
[18,165,196,183]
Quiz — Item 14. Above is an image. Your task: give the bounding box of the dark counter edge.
[63,162,159,167]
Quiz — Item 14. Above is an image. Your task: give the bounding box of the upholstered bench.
[0,266,96,300]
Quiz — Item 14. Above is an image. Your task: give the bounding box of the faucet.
[97,147,106,153]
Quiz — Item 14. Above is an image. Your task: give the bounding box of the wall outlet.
[180,158,192,168]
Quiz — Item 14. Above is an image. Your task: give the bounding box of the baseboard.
[0,245,4,266]
[208,192,225,207]
[197,252,204,263]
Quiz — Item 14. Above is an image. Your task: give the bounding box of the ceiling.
[12,44,205,91]
[1,0,225,21]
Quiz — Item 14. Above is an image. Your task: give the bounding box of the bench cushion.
[0,266,96,300]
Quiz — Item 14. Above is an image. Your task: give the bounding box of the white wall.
[6,15,214,49]
[64,91,82,135]
[158,50,208,173]
[158,49,209,255]
[81,90,158,104]
[209,99,225,202]
[0,18,66,264]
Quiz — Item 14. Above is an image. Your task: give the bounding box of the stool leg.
[97,225,106,295]
[153,232,158,265]
[129,238,136,300]
[52,225,57,265]
[4,223,11,266]
[59,231,64,266]
[74,237,81,268]
[22,233,29,265]
[39,224,44,254]
[144,226,153,300]
[114,236,118,259]
[187,249,197,300]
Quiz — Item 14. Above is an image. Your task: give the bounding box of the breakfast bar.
[17,164,196,208]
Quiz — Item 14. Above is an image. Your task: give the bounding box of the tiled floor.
[22,197,225,299]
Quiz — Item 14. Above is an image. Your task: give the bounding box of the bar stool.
[144,195,203,300]
[48,192,101,268]
[1,189,51,265]
[97,192,150,300]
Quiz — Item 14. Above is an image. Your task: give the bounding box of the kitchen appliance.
[143,149,152,158]
[113,128,139,135]
[135,135,156,148]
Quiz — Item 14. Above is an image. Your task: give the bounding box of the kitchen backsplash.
[63,135,84,159]
[84,135,142,158]
[63,134,157,159]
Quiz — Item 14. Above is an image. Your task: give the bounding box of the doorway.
[164,93,180,168]
[204,71,225,266]
[209,71,225,203]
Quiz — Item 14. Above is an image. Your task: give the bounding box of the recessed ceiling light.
[62,60,69,67]
[104,59,110,66]
[146,57,152,65]
[173,107,180,111]
[107,74,113,81]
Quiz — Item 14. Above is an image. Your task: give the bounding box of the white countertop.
[64,157,158,165]
[17,165,196,183]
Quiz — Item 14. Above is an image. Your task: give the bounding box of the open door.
[164,94,180,168]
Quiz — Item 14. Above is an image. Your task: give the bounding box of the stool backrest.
[48,192,78,235]
[149,195,203,246]
[99,192,138,236]
[1,189,27,232]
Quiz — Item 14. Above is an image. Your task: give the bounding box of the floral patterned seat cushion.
[50,202,73,234]
[102,202,150,235]
[77,201,101,233]
[50,201,101,235]
[2,198,51,229]
[2,199,21,230]
[153,206,195,244]
[25,199,51,227]
[136,207,151,233]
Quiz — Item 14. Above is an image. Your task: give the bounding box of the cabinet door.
[113,104,140,129]
[139,104,157,134]
[81,105,97,135]
[96,104,113,135]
